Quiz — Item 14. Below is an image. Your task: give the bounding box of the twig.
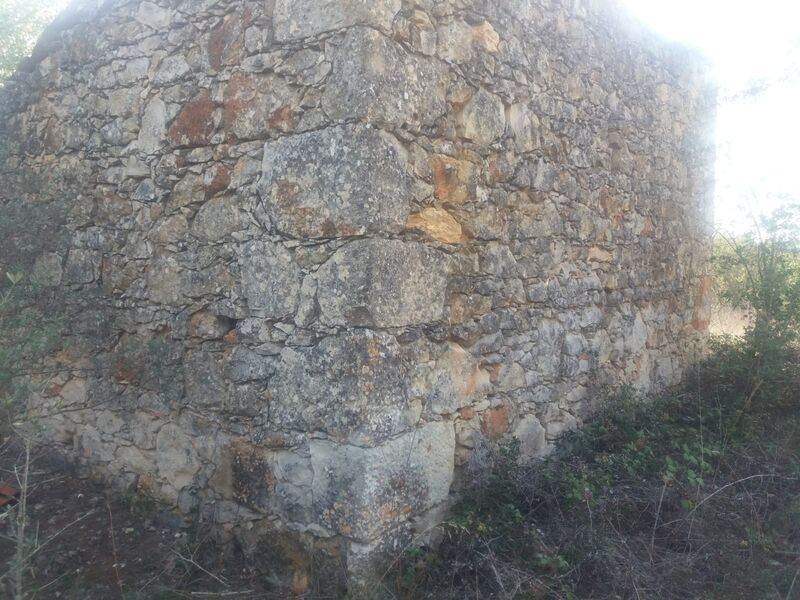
[687,473,792,517]
[172,550,230,588]
[106,495,125,598]
[189,592,256,597]
[786,566,800,600]
[0,510,97,583]
[650,480,667,562]
[12,437,30,600]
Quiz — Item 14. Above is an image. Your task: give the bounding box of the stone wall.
[0,0,715,587]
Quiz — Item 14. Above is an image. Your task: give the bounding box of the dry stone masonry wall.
[0,0,715,585]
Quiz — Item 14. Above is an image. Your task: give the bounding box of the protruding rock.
[156,424,200,491]
[259,125,415,238]
[316,239,449,327]
[432,155,476,204]
[269,330,410,445]
[512,415,547,459]
[138,97,166,154]
[310,421,455,541]
[322,27,449,129]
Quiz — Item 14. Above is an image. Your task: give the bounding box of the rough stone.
[240,241,302,318]
[406,207,465,244]
[316,239,449,327]
[269,330,410,445]
[458,88,506,145]
[169,89,215,148]
[310,421,455,541]
[259,125,415,238]
[138,96,167,154]
[156,424,201,491]
[273,0,401,42]
[322,27,449,129]
[513,415,547,460]
[192,197,240,242]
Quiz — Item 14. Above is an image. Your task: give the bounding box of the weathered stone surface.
[273,0,401,42]
[156,424,200,491]
[458,88,506,145]
[259,125,415,238]
[412,343,491,415]
[169,89,215,148]
[310,421,455,541]
[138,96,166,154]
[431,154,476,204]
[316,239,449,327]
[136,1,172,30]
[322,27,449,128]
[240,241,302,318]
[513,415,547,460]
[32,252,63,286]
[223,73,297,141]
[192,197,240,242]
[406,208,465,244]
[269,330,410,445]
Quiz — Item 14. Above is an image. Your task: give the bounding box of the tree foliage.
[0,1,63,83]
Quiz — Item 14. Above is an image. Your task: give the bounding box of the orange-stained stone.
[458,406,475,420]
[406,207,465,244]
[588,246,613,263]
[431,154,475,204]
[169,89,215,148]
[292,571,309,596]
[481,405,509,440]
[268,105,296,132]
[205,163,230,197]
[471,22,500,53]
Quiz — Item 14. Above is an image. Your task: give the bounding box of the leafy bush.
[713,205,800,411]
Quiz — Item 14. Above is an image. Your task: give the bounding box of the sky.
[620,0,800,233]
[39,0,800,233]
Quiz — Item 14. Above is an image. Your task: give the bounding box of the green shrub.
[713,205,800,412]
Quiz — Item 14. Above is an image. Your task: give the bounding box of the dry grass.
[709,302,752,337]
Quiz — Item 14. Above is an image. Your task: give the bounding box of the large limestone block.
[310,421,455,541]
[240,241,302,318]
[316,239,449,327]
[273,0,401,42]
[322,27,449,128]
[259,125,415,238]
[269,330,411,445]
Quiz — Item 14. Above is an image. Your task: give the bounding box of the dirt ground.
[0,443,283,600]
